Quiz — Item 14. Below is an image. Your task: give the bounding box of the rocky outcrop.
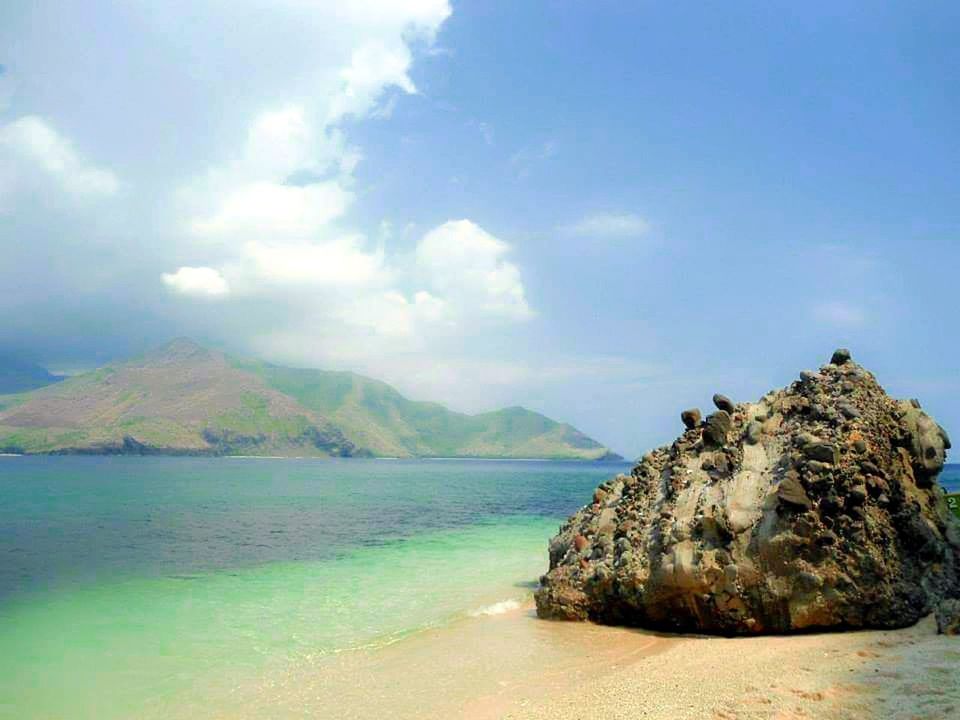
[536,351,960,634]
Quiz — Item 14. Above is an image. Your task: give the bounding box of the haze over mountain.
[0,339,620,460]
[0,355,62,394]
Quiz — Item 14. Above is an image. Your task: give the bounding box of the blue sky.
[1,1,958,457]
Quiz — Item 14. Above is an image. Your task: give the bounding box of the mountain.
[0,339,358,456]
[0,355,62,394]
[0,339,621,460]
[234,360,620,460]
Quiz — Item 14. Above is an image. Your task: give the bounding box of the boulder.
[681,408,702,430]
[713,394,735,413]
[536,350,960,635]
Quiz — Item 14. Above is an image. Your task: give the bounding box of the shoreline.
[0,452,628,462]
[211,599,959,720]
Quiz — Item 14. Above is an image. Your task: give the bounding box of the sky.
[1,1,958,458]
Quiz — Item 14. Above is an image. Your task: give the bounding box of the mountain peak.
[144,338,216,363]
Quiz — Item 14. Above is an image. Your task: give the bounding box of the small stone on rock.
[815,530,838,547]
[681,408,702,430]
[803,442,839,464]
[713,394,735,413]
[703,411,732,446]
[777,476,812,510]
[839,403,861,420]
[831,348,852,365]
[847,485,868,505]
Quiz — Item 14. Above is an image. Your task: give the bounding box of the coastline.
[0,450,626,462]
[207,599,959,720]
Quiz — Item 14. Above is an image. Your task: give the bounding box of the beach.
[501,611,960,720]
[198,599,957,720]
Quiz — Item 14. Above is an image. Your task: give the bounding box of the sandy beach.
[504,613,960,720]
[202,600,958,720]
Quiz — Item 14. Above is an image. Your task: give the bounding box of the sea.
[0,456,630,719]
[0,457,957,719]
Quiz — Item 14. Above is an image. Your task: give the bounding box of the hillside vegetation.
[236,361,618,460]
[0,339,620,460]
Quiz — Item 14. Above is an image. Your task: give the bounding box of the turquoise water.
[0,456,629,719]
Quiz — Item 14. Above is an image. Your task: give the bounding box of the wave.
[469,598,522,617]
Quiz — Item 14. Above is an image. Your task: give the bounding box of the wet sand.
[218,603,958,719]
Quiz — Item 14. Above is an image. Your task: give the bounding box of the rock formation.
[536,351,960,634]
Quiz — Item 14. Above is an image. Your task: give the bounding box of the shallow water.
[0,456,628,719]
[1,457,956,719]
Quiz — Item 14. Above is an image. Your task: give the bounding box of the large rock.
[535,351,960,635]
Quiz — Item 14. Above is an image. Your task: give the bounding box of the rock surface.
[936,598,960,635]
[536,351,960,634]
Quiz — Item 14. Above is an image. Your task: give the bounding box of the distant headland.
[0,338,622,460]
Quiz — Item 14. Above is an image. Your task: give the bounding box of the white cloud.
[328,41,416,122]
[153,1,532,371]
[0,116,118,202]
[243,235,389,288]
[416,220,534,321]
[812,301,866,328]
[162,267,230,297]
[189,181,352,242]
[561,212,649,239]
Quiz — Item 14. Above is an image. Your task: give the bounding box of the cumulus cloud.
[0,0,539,414]
[162,267,230,298]
[170,2,451,298]
[0,116,118,203]
[189,180,353,243]
[561,212,649,239]
[243,236,389,288]
[416,220,534,321]
[154,2,532,370]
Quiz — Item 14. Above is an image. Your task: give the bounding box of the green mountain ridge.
[0,339,621,460]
